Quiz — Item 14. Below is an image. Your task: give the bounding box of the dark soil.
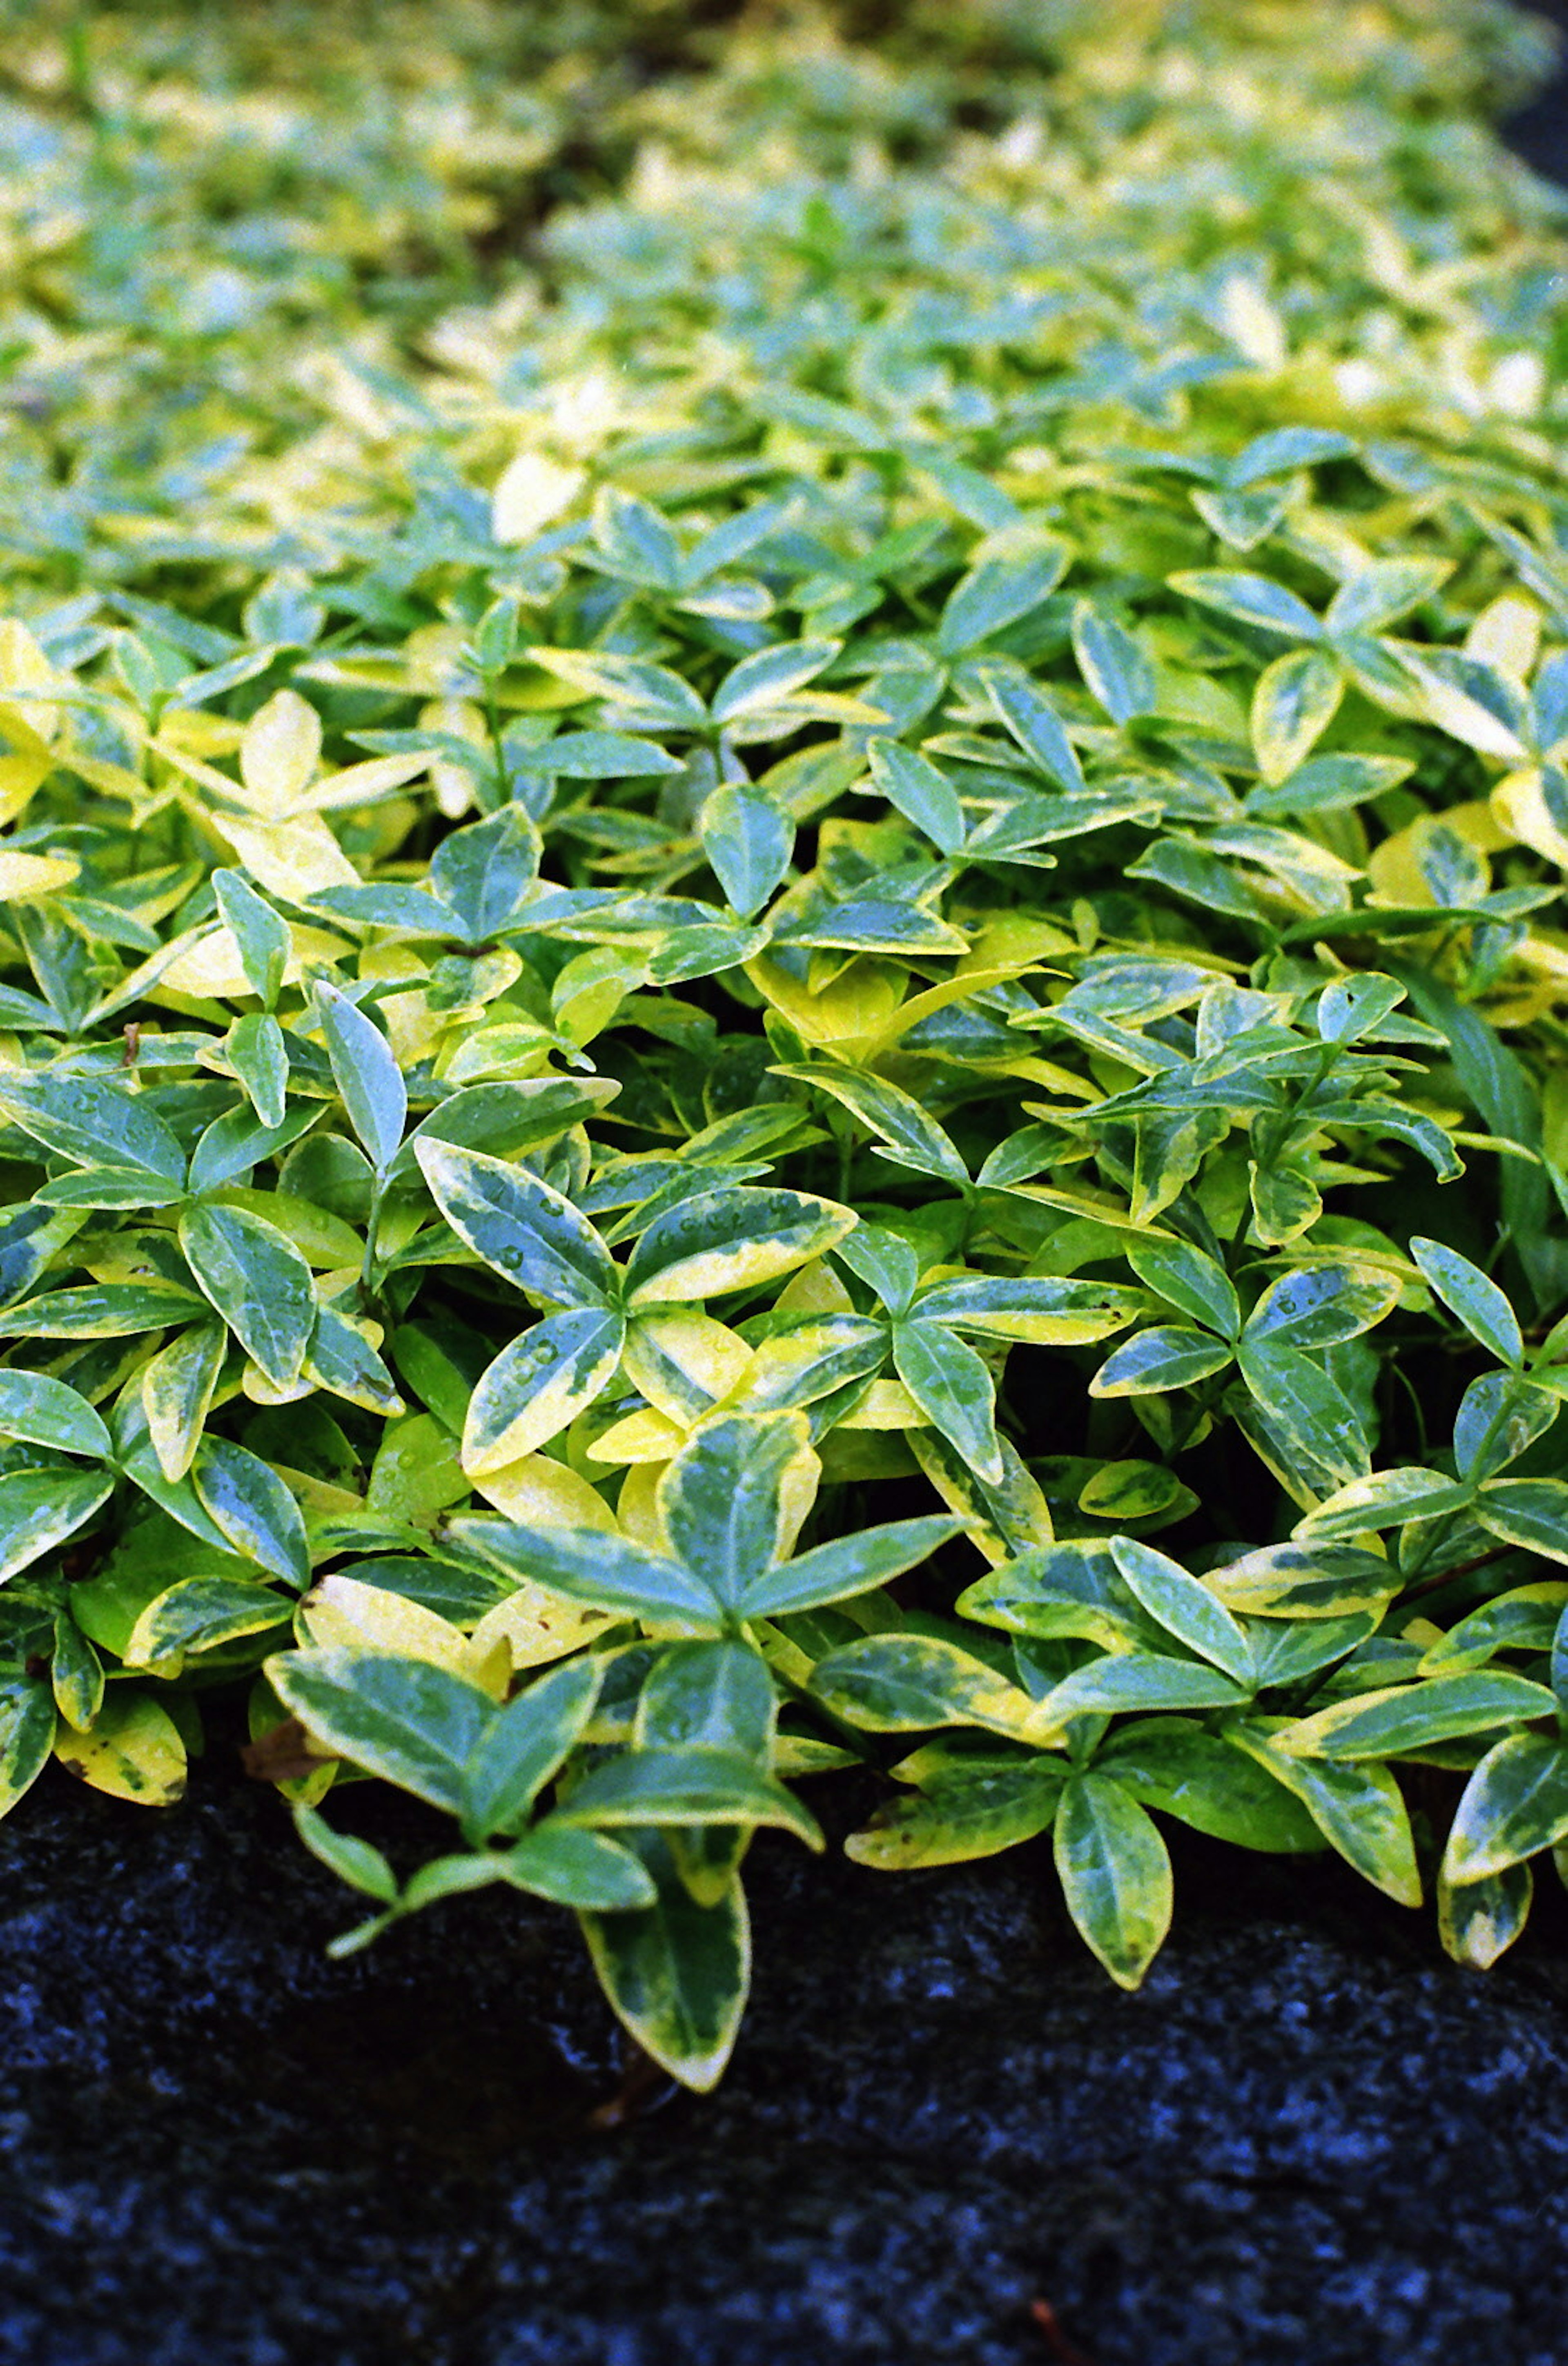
[4,1747,1568,2366]
[1506,0,1568,180]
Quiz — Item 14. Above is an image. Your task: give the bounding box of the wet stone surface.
[3,1747,1568,2366]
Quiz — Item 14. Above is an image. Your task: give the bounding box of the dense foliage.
[2,0,1568,2087]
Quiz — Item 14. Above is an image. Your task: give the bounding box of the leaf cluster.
[0,0,1568,2085]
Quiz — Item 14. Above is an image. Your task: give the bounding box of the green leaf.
[1054,1772,1172,1990]
[222,1012,290,1131]
[833,1221,922,1313]
[1107,1537,1254,1682]
[1410,1236,1523,1369]
[1298,1467,1472,1539]
[740,1515,961,1619]
[593,485,683,590]
[916,1275,1144,1346]
[461,1654,602,1841]
[1443,1731,1568,1884]
[709,638,840,724]
[0,1368,110,1459]
[1126,1239,1239,1341]
[1227,1725,1421,1904]
[1315,973,1405,1045]
[559,1744,823,1849]
[317,983,407,1172]
[1419,1584,1568,1674]
[0,1672,57,1820]
[123,1575,292,1675]
[981,663,1085,793]
[865,738,965,855]
[214,868,288,1008]
[845,1762,1066,1868]
[49,1612,102,1733]
[178,1201,316,1386]
[635,1640,776,1756]
[1071,600,1156,726]
[892,1316,1002,1482]
[1272,1671,1558,1762]
[1437,1860,1533,1970]
[1241,1263,1401,1352]
[0,1283,203,1341]
[1235,1337,1369,1491]
[269,1645,493,1813]
[414,1139,617,1309]
[1099,1720,1321,1851]
[1325,559,1452,636]
[140,1321,226,1484]
[1250,646,1342,783]
[624,1186,854,1308]
[1089,1325,1233,1397]
[658,1410,814,1612]
[579,1831,750,2091]
[462,1306,626,1474]
[938,544,1068,656]
[957,1539,1170,1654]
[775,1067,968,1187]
[188,1092,313,1191]
[1473,1479,1568,1567]
[292,1801,399,1902]
[447,1515,723,1629]
[500,1821,658,1910]
[1171,570,1323,641]
[0,1464,114,1583]
[0,1070,187,1185]
[192,1436,312,1588]
[700,784,793,919]
[810,1633,1057,1742]
[429,806,538,943]
[1041,1652,1251,1718]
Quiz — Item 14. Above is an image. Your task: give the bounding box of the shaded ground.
[4,1749,1568,2366]
[1506,0,1568,178]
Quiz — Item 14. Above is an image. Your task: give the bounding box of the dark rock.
[3,1748,1568,2366]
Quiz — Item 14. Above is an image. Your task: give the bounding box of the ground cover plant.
[2,0,1568,2089]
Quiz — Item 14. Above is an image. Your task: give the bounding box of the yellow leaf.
[839,1379,927,1429]
[464,1582,610,1680]
[493,450,586,544]
[216,812,359,899]
[303,751,432,814]
[773,1258,855,1316]
[471,1452,618,1528]
[1465,594,1541,678]
[54,1690,186,1807]
[158,919,345,1000]
[0,753,53,826]
[588,1407,689,1465]
[0,619,62,749]
[621,1312,753,1424]
[616,1460,668,1552]
[240,688,322,815]
[1492,769,1568,872]
[420,697,487,819]
[207,1188,363,1268]
[301,1575,471,1672]
[0,849,79,901]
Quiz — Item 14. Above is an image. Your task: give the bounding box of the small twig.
[587,2045,676,2130]
[1398,1543,1515,1606]
[1029,2298,1096,2366]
